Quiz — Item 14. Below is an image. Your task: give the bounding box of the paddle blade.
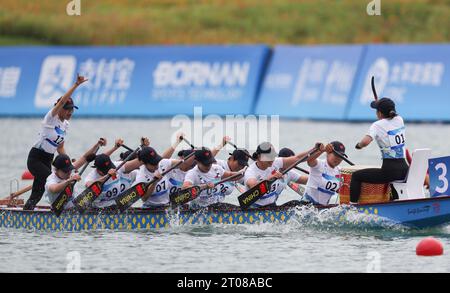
[115,182,147,212]
[73,182,102,213]
[52,183,74,217]
[170,186,201,207]
[238,180,270,209]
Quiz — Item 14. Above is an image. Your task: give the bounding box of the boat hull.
[1,196,450,231]
[353,196,450,228]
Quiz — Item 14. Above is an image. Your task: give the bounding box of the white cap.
[257,142,277,162]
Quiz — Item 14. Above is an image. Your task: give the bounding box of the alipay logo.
[35,56,77,108]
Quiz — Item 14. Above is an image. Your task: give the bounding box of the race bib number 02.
[429,156,450,197]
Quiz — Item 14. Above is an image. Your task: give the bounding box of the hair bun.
[388,110,397,118]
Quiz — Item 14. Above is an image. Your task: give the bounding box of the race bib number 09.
[429,156,450,197]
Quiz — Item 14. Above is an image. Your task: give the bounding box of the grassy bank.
[0,0,449,45]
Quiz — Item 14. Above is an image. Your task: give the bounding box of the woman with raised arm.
[24,74,88,210]
[351,98,409,203]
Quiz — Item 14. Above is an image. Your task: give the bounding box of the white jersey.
[215,159,240,199]
[243,158,284,206]
[368,116,406,159]
[305,159,342,206]
[255,171,301,207]
[134,164,167,207]
[44,172,77,209]
[33,110,69,154]
[156,158,187,194]
[84,168,127,208]
[184,164,225,207]
[113,161,137,191]
[140,159,186,208]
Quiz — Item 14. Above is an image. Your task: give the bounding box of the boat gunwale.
[0,195,449,216]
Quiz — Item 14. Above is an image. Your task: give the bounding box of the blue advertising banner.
[255,45,364,119]
[0,45,269,116]
[429,156,450,198]
[346,44,450,121]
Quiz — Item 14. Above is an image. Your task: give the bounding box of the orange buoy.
[416,237,444,256]
[21,170,34,180]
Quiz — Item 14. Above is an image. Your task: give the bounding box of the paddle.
[237,146,320,209]
[51,149,100,217]
[294,166,310,175]
[371,76,379,101]
[73,147,140,213]
[121,144,134,152]
[170,167,247,207]
[2,185,32,205]
[181,137,195,149]
[115,151,196,211]
[332,148,355,166]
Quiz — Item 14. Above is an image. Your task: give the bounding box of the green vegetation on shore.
[0,0,449,46]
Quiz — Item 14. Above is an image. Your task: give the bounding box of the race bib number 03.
[429,156,450,197]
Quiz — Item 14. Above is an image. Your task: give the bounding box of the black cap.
[119,150,137,161]
[278,147,295,158]
[229,149,250,167]
[177,149,194,158]
[138,147,162,165]
[55,97,79,110]
[370,97,396,116]
[52,154,75,173]
[93,154,116,174]
[330,141,347,158]
[194,147,216,166]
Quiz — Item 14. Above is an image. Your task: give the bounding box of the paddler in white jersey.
[101,137,145,192]
[43,138,106,209]
[84,151,142,209]
[140,149,196,209]
[132,135,184,208]
[182,147,242,209]
[243,142,310,208]
[351,97,409,203]
[24,74,88,210]
[304,142,346,206]
[211,136,250,201]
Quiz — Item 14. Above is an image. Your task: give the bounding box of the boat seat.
[391,148,431,200]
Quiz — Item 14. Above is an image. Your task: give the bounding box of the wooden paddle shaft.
[9,185,32,199]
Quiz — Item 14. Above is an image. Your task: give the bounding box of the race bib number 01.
[429,156,450,197]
